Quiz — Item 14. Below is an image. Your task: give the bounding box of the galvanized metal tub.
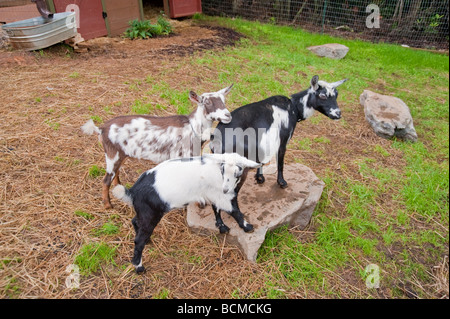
[1,11,76,51]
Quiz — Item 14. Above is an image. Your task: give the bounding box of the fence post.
[321,0,327,34]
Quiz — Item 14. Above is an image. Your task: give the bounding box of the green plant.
[88,165,105,178]
[74,210,94,220]
[93,222,119,236]
[74,242,117,276]
[124,16,172,39]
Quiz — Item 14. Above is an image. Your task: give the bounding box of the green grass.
[93,222,120,236]
[74,242,117,276]
[88,165,106,178]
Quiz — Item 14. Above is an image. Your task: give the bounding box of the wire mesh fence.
[202,0,449,49]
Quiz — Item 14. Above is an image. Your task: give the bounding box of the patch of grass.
[3,277,20,298]
[153,288,171,299]
[74,242,117,276]
[68,71,80,78]
[74,210,94,220]
[44,119,60,130]
[90,115,103,124]
[131,98,152,114]
[147,82,192,115]
[88,165,106,178]
[93,222,119,236]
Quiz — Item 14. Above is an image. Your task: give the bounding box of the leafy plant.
[124,16,172,39]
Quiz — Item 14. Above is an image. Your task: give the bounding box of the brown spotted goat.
[81,85,233,209]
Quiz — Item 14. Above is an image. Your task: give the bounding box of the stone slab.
[186,164,325,261]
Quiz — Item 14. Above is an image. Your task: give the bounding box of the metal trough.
[1,11,76,51]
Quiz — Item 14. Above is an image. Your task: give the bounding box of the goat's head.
[309,75,347,120]
[189,84,233,124]
[217,153,260,194]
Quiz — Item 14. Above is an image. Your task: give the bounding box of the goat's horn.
[330,79,348,88]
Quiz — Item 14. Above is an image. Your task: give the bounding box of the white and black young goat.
[210,75,347,187]
[112,153,260,273]
[81,85,233,209]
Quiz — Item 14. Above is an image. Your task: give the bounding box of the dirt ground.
[0,7,447,299]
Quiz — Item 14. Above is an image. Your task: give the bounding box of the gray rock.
[360,90,418,142]
[307,43,349,59]
[186,164,325,262]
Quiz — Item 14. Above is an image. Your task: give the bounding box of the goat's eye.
[220,164,225,175]
[319,93,327,100]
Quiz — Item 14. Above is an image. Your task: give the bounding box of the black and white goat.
[81,85,233,209]
[112,153,260,273]
[210,75,347,187]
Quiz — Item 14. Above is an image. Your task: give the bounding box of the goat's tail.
[112,185,133,206]
[81,119,102,135]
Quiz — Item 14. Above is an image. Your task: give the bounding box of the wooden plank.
[103,0,141,37]
[168,0,201,18]
[52,0,107,40]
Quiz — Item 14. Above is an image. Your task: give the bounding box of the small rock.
[360,90,418,142]
[307,43,349,59]
[186,164,325,262]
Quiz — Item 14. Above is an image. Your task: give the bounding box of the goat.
[112,153,260,273]
[210,75,347,187]
[81,85,233,209]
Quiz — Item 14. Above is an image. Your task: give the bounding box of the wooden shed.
[44,0,144,40]
[163,0,202,19]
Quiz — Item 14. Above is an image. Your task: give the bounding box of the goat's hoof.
[255,175,265,184]
[103,203,114,210]
[197,202,206,209]
[135,265,146,274]
[277,179,288,189]
[243,224,254,233]
[218,225,230,234]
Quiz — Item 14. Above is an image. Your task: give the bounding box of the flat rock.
[307,43,349,59]
[360,90,418,142]
[186,164,325,262]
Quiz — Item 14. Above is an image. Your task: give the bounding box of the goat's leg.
[229,196,253,233]
[112,158,126,186]
[212,204,230,234]
[276,142,288,188]
[132,207,163,274]
[254,166,265,184]
[102,174,114,209]
[102,154,125,209]
[132,216,139,234]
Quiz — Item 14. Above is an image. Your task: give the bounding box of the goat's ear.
[310,75,319,91]
[189,91,202,104]
[219,84,233,96]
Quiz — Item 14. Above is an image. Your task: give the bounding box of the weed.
[93,222,119,236]
[90,115,103,124]
[153,288,170,299]
[74,242,117,276]
[131,99,152,114]
[74,210,94,220]
[88,165,105,178]
[69,71,80,78]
